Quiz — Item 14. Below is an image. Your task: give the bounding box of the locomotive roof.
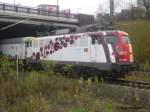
[92,30,128,35]
[37,30,128,39]
[0,37,36,44]
[0,30,128,44]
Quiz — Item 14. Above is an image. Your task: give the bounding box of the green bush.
[1,55,140,112]
[103,99,113,112]
[0,55,16,74]
[41,60,55,74]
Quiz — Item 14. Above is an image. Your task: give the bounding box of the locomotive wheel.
[53,64,66,76]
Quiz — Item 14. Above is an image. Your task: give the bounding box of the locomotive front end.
[108,31,135,74]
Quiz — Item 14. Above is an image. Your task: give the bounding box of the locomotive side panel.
[34,34,107,63]
[90,38,107,63]
[0,43,25,59]
[0,37,38,59]
[37,34,91,62]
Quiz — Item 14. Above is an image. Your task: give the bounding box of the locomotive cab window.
[90,35,102,45]
[105,36,118,44]
[91,38,96,45]
[122,35,130,44]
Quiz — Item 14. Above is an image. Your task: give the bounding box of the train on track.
[0,30,135,77]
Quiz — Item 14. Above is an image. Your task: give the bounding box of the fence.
[0,3,77,19]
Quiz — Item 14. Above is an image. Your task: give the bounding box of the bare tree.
[138,0,150,17]
[143,0,150,12]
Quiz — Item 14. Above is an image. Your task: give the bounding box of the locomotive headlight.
[116,46,124,55]
[129,44,133,53]
[116,46,128,55]
[103,32,106,35]
[130,54,133,62]
[129,44,133,62]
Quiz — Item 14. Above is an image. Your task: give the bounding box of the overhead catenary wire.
[0,17,32,31]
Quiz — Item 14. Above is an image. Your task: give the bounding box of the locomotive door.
[90,38,97,61]
[25,40,33,58]
[17,44,24,59]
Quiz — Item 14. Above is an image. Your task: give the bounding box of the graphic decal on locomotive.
[33,33,102,60]
[33,35,80,60]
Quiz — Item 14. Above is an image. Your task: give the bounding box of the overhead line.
[0,17,32,31]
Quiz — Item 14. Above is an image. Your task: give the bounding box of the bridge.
[0,3,79,39]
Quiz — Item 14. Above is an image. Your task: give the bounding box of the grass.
[125,71,150,82]
[0,56,116,112]
[0,71,117,112]
[1,58,150,112]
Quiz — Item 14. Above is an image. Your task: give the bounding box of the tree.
[143,0,150,12]
[138,0,150,17]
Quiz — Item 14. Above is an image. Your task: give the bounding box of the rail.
[0,2,77,19]
[105,78,150,90]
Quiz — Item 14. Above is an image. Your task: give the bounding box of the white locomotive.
[0,30,135,76]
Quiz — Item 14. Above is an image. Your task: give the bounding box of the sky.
[1,0,137,14]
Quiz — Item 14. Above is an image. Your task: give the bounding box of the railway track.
[104,78,150,90]
[132,70,150,73]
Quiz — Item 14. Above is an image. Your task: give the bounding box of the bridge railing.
[0,3,77,19]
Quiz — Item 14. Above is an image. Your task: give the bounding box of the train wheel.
[53,64,65,76]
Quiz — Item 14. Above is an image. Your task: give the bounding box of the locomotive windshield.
[104,36,118,44]
[122,35,130,44]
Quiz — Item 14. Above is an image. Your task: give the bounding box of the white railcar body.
[0,31,135,73]
[0,32,108,63]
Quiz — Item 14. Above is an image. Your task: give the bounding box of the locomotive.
[0,30,135,77]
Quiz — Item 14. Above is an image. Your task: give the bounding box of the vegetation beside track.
[125,71,150,82]
[0,56,115,112]
[0,56,150,112]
